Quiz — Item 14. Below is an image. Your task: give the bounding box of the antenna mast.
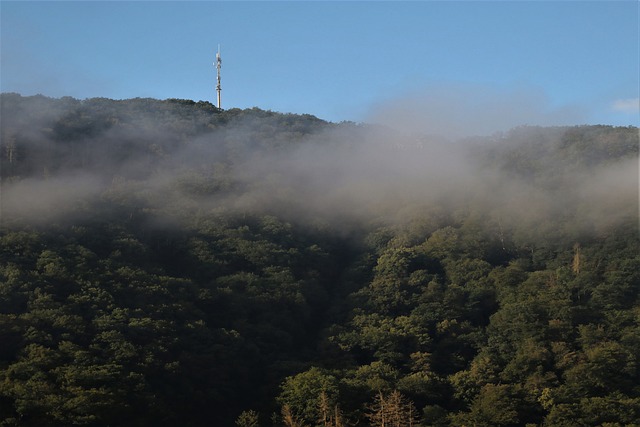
[215,45,222,109]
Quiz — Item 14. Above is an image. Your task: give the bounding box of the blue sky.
[1,1,638,130]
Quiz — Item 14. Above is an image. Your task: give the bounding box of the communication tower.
[215,45,222,109]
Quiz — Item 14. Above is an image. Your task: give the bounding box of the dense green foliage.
[1,94,638,426]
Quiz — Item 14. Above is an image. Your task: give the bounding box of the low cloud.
[1,173,104,224]
[612,98,640,114]
[366,83,586,139]
[1,95,636,239]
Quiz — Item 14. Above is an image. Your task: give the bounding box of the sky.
[1,1,639,131]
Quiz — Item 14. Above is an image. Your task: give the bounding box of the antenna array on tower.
[215,45,222,109]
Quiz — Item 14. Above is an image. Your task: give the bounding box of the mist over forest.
[0,93,639,426]
[2,93,636,232]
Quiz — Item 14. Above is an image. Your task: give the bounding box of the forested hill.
[0,93,327,183]
[0,93,639,426]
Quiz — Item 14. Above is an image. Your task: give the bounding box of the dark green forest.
[0,93,638,426]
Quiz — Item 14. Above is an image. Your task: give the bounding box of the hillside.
[0,94,639,426]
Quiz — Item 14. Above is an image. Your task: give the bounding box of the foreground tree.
[366,390,421,427]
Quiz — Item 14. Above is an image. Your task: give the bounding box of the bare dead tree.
[366,390,421,427]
